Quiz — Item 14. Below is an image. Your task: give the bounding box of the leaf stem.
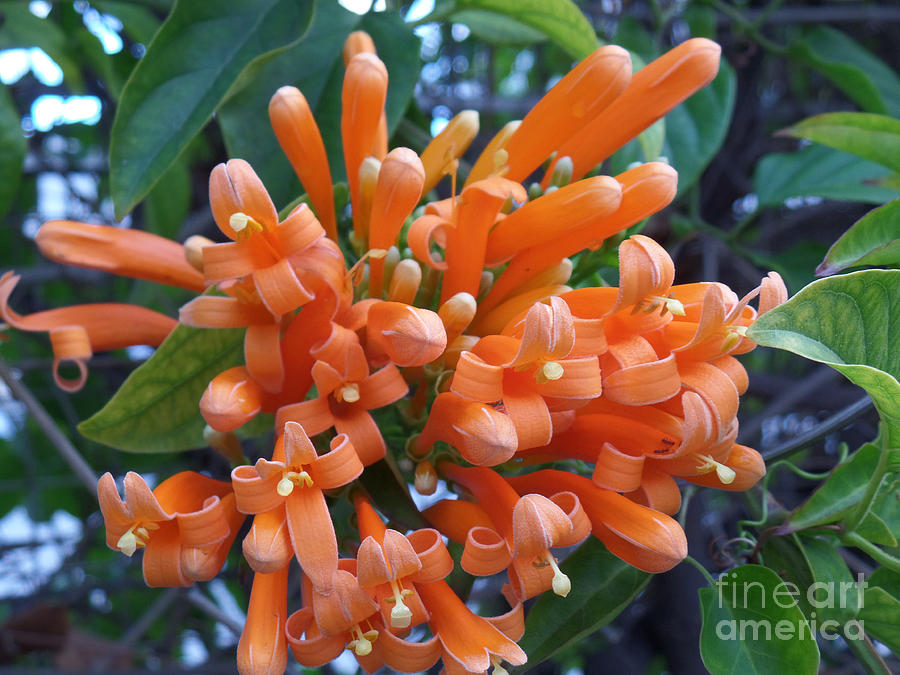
[682,555,715,586]
[842,532,900,573]
[844,428,891,533]
[845,633,893,675]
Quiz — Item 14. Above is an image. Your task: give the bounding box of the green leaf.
[450,0,598,61]
[817,199,900,276]
[109,0,314,219]
[0,84,25,218]
[790,26,900,118]
[0,2,84,91]
[357,459,426,532]
[511,538,649,671]
[747,270,900,445]
[699,565,820,674]
[663,60,736,194]
[800,535,861,623]
[217,8,419,207]
[783,112,900,174]
[754,144,900,207]
[451,9,548,45]
[860,568,900,654]
[94,0,162,45]
[78,325,245,452]
[856,512,897,548]
[143,155,191,238]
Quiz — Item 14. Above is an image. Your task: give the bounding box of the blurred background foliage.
[0,0,897,672]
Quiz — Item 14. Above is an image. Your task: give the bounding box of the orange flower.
[230,422,362,589]
[238,567,289,675]
[35,220,206,292]
[97,471,242,587]
[275,323,408,465]
[354,494,453,631]
[427,463,590,601]
[0,271,176,391]
[507,470,688,573]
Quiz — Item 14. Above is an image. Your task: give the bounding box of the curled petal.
[376,627,442,673]
[333,406,386,466]
[510,296,575,366]
[367,302,447,367]
[712,355,749,395]
[451,351,504,403]
[758,271,788,315]
[97,472,135,548]
[502,382,553,451]
[142,522,190,587]
[462,526,512,576]
[309,433,363,490]
[253,257,314,317]
[626,466,682,516]
[507,555,554,601]
[176,494,230,549]
[276,396,334,439]
[680,361,740,438]
[179,296,273,328]
[592,442,644,492]
[312,569,379,636]
[602,352,681,406]
[124,472,172,523]
[49,326,91,391]
[549,492,591,547]
[407,528,454,583]
[612,234,675,313]
[285,607,346,668]
[231,463,283,515]
[407,213,450,271]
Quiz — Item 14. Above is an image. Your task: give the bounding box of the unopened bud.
[203,425,246,466]
[414,460,438,495]
[184,235,215,272]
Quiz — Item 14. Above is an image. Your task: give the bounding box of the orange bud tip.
[184,235,214,272]
[414,460,438,495]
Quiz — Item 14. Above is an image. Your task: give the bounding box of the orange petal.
[611,234,675,313]
[418,393,517,466]
[502,381,553,451]
[451,351,504,403]
[253,257,314,317]
[679,361,739,437]
[417,580,526,672]
[231,463,283,514]
[712,355,749,395]
[368,148,426,296]
[507,554,555,601]
[48,326,90,392]
[535,355,603,401]
[420,110,479,194]
[503,45,632,182]
[441,176,528,303]
[510,493,572,559]
[549,491,591,547]
[276,202,326,255]
[366,302,446,366]
[602,352,681,406]
[554,38,721,182]
[242,508,292,573]
[438,463,520,539]
[357,364,409,410]
[312,568,379,636]
[35,220,205,292]
[269,87,336,239]
[479,162,677,315]
[176,493,231,549]
[462,526,512,576]
[758,271,788,315]
[626,465,682,516]
[285,607,346,667]
[333,406,386,466]
[275,396,334,438]
[407,213,450,271]
[472,284,572,337]
[357,535,392,588]
[423,498,495,545]
[683,444,765,491]
[285,487,338,590]
[592,442,645,492]
[237,568,289,675]
[245,323,284,394]
[123,472,172,523]
[200,366,264,432]
[142,521,190,587]
[343,53,389,239]
[201,239,270,283]
[485,176,622,265]
[465,120,520,186]
[179,295,273,328]
[407,528,454,583]
[382,528,423,579]
[509,296,575,366]
[210,159,278,240]
[376,627,442,673]
[97,472,135,548]
[310,433,364,489]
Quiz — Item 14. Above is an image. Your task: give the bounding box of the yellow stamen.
[336,383,360,403]
[537,361,564,384]
[277,469,314,497]
[346,248,389,288]
[696,454,736,484]
[116,524,153,556]
[348,624,376,656]
[720,325,748,353]
[229,212,265,239]
[388,579,413,628]
[541,550,571,597]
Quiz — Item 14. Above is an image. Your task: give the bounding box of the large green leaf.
[78,325,245,452]
[0,84,25,219]
[109,0,314,219]
[511,538,649,671]
[783,112,900,175]
[782,443,879,532]
[747,270,900,444]
[699,565,820,674]
[217,7,419,208]
[446,0,598,60]
[143,155,191,238]
[800,536,860,624]
[754,144,900,207]
[860,568,900,654]
[816,199,900,276]
[663,60,735,194]
[450,9,548,45]
[791,26,900,118]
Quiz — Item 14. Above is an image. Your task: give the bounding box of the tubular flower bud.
[367,301,447,367]
[387,258,422,305]
[420,110,479,194]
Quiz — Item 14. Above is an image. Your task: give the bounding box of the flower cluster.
[3,32,786,674]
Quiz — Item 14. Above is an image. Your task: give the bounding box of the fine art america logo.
[714,572,867,641]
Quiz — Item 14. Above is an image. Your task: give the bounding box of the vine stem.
[844,429,892,533]
[683,555,715,586]
[842,532,900,574]
[0,358,98,493]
